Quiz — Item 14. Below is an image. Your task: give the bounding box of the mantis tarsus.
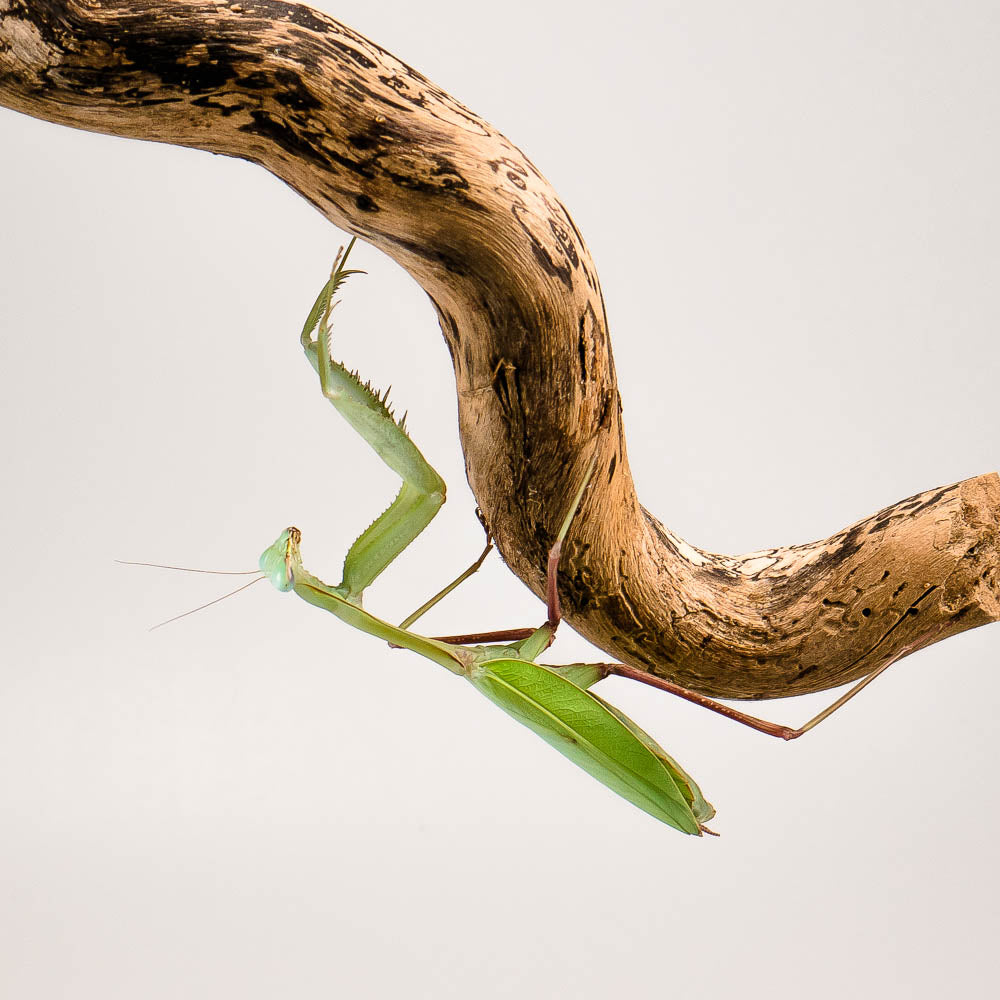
[141,241,935,835]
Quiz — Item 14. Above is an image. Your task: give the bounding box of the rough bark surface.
[2,0,997,699]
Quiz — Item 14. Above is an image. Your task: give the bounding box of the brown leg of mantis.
[392,515,563,645]
[389,529,551,648]
[420,462,595,647]
[411,453,599,649]
[388,533,496,648]
[431,627,538,645]
[393,526,544,645]
[397,530,494,633]
[599,625,945,740]
[430,525,571,646]
[433,498,581,647]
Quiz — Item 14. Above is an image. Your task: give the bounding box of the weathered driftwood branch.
[2,1,997,699]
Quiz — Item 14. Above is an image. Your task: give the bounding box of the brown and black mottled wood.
[2,1,997,699]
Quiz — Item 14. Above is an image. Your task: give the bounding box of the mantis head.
[259,527,303,592]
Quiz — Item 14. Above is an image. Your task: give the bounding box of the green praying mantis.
[132,240,938,835]
[257,240,716,835]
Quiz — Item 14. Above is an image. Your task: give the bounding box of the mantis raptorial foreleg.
[297,240,445,601]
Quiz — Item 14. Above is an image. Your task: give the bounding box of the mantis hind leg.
[569,626,948,741]
[489,443,944,740]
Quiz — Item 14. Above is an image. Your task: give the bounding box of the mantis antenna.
[118,560,266,630]
[116,559,260,575]
[147,576,266,632]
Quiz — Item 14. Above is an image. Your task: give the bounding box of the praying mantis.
[251,239,716,835]
[137,240,937,835]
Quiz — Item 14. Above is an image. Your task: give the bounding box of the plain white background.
[1,1,998,996]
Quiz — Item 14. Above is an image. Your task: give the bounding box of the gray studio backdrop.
[1,1,997,997]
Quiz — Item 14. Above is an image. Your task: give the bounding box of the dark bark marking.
[238,110,333,168]
[381,165,486,212]
[798,523,868,585]
[347,132,378,151]
[549,216,580,268]
[136,96,185,107]
[237,70,272,90]
[330,39,377,70]
[378,72,427,108]
[645,512,681,558]
[510,204,573,289]
[576,301,599,387]
[270,1,336,35]
[190,94,246,117]
[113,32,247,96]
[597,387,612,428]
[912,487,953,516]
[444,309,460,345]
[808,584,941,686]
[487,157,527,176]
[381,231,469,276]
[271,66,322,110]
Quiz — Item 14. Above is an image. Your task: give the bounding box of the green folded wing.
[588,690,715,826]
[469,658,703,834]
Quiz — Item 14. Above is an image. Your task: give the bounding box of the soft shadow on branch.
[2,0,996,698]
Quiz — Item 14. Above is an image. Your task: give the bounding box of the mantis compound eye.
[258,528,300,592]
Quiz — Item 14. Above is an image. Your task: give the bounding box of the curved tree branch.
[2,0,997,699]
